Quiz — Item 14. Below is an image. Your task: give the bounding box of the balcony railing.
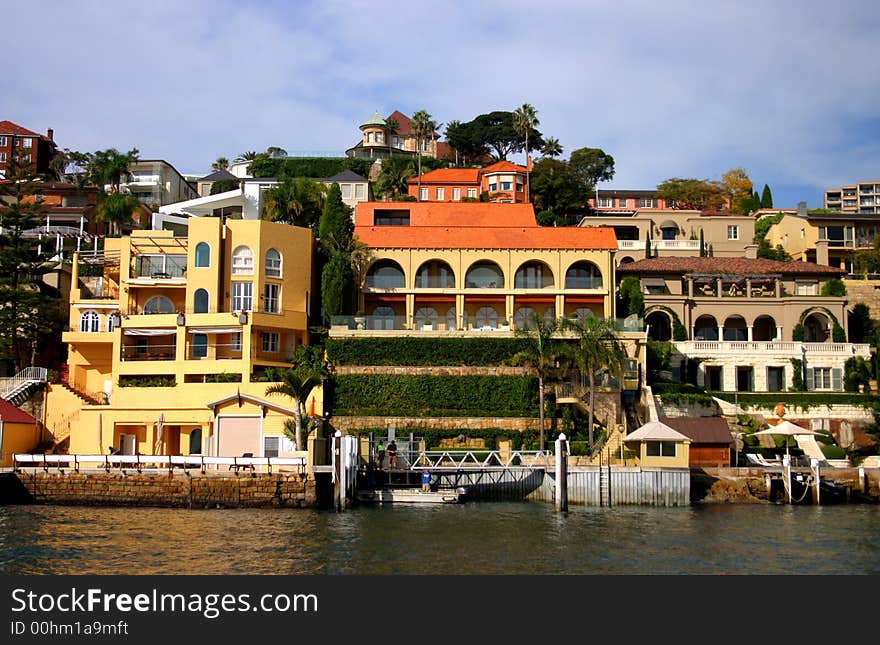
[78,276,119,299]
[674,340,871,356]
[120,344,176,361]
[187,343,243,360]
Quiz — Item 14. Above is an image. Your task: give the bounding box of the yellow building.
[46,217,319,458]
[0,399,45,468]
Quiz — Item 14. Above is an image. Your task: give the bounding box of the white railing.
[14,453,306,473]
[674,341,871,356]
[410,449,553,470]
[618,240,646,250]
[656,239,700,250]
[0,367,48,400]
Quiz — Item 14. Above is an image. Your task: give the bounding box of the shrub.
[326,337,530,366]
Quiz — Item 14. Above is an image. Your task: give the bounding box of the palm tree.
[385,117,399,158]
[211,157,229,172]
[234,151,259,163]
[541,137,563,159]
[374,158,416,200]
[511,311,562,451]
[513,104,539,202]
[266,346,327,450]
[560,316,626,450]
[410,110,433,201]
[96,192,140,236]
[90,147,139,193]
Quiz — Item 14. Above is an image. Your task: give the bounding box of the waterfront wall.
[9,471,316,509]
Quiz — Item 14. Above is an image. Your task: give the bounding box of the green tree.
[569,147,615,193]
[699,229,706,257]
[97,192,141,236]
[718,167,753,214]
[321,251,352,322]
[513,103,540,201]
[854,236,880,276]
[0,157,63,371]
[318,183,354,256]
[820,278,846,297]
[656,177,725,211]
[511,311,562,450]
[848,303,875,343]
[410,109,434,201]
[529,157,583,223]
[559,316,626,449]
[260,177,325,230]
[374,157,416,199]
[266,345,327,450]
[761,184,773,208]
[616,276,644,318]
[540,137,563,158]
[210,178,240,194]
[89,147,140,193]
[453,110,544,161]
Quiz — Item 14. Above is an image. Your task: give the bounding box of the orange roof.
[353,202,617,250]
[407,167,481,185]
[481,160,528,174]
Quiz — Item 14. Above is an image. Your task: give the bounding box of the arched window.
[514,307,537,330]
[445,307,457,331]
[646,311,672,341]
[475,306,499,329]
[565,261,603,289]
[265,248,282,277]
[415,260,455,288]
[572,308,595,323]
[189,428,202,455]
[194,242,210,268]
[192,333,208,358]
[465,262,504,288]
[515,262,554,289]
[79,310,99,332]
[143,295,175,315]
[366,260,405,289]
[194,288,209,313]
[106,312,121,332]
[371,306,396,330]
[414,307,438,330]
[232,245,254,275]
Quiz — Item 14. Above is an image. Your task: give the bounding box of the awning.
[659,220,678,229]
[642,277,666,287]
[187,327,242,334]
[123,328,176,336]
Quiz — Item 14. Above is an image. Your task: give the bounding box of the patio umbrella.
[753,420,818,457]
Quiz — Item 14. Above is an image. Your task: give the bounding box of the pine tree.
[646,233,653,258]
[699,229,706,257]
[0,156,63,371]
[761,184,773,208]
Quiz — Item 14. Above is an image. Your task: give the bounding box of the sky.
[4,0,878,209]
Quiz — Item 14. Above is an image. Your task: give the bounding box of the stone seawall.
[11,471,317,509]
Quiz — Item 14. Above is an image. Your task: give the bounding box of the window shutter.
[806,368,815,391]
[263,436,280,458]
[832,368,842,391]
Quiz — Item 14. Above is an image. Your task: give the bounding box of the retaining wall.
[10,471,316,508]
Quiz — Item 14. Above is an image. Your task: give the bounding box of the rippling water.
[1,502,878,575]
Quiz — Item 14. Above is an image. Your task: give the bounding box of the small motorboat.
[357,486,467,504]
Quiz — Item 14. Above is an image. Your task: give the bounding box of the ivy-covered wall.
[326,337,530,367]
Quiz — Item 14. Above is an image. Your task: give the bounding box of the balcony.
[186,342,243,361]
[674,340,871,357]
[120,344,176,361]
[618,239,700,251]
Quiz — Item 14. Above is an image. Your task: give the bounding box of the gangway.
[409,449,552,471]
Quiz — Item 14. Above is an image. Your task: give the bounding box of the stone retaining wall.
[331,416,540,432]
[12,471,316,509]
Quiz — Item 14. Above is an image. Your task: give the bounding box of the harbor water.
[2,502,878,575]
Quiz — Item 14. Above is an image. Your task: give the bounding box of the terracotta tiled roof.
[0,399,38,424]
[386,110,412,135]
[0,120,42,137]
[616,256,845,276]
[407,168,481,185]
[481,160,528,174]
[354,202,617,250]
[661,417,733,444]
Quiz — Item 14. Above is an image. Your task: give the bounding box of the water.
[1,502,878,575]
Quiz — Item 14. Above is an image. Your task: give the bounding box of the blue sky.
[4,0,878,209]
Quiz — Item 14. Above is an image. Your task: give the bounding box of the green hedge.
[326,337,530,366]
[332,374,538,417]
[348,427,546,451]
[248,156,374,180]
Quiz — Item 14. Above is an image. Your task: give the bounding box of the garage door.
[216,416,261,457]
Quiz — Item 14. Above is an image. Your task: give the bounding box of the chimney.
[47,128,54,141]
[797,201,807,217]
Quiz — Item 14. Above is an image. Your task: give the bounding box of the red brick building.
[407,160,529,203]
[0,120,57,178]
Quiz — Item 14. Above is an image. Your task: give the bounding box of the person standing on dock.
[421,470,432,492]
[387,440,398,469]
[376,441,385,469]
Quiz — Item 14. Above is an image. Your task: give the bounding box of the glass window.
[453,188,461,201]
[355,183,365,200]
[232,246,254,275]
[22,137,32,148]
[0,153,6,163]
[107,312,120,332]
[143,296,175,314]
[565,262,602,289]
[646,441,677,457]
[263,435,281,458]
[727,225,739,240]
[0,136,6,146]
[79,310,100,332]
[230,332,242,351]
[340,184,352,199]
[501,181,512,191]
[638,198,655,208]
[467,188,477,198]
[436,188,444,200]
[194,242,210,267]
[261,332,279,353]
[465,262,504,288]
[515,261,553,288]
[596,198,612,207]
[231,282,253,312]
[264,283,280,313]
[414,307,438,329]
[474,306,499,329]
[194,288,209,313]
[618,198,627,207]
[265,248,282,277]
[192,333,208,358]
[189,428,202,455]
[420,188,428,201]
[365,261,405,289]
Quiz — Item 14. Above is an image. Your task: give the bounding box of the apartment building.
[46,217,317,458]
[0,120,57,178]
[824,181,880,214]
[586,189,676,213]
[117,159,198,207]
